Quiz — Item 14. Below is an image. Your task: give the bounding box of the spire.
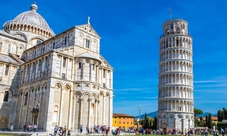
[88,15,90,24]
[30,1,38,12]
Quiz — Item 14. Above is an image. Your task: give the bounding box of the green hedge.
[217,122,227,130]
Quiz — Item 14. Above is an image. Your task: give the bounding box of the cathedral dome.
[3,2,55,38]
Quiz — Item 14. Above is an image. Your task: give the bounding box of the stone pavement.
[0,131,136,136]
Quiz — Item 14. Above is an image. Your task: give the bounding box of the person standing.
[23,124,26,132]
[33,124,37,132]
[54,125,58,136]
[220,128,224,136]
[86,125,89,134]
[106,127,110,136]
[10,123,14,131]
[67,129,71,135]
[62,126,67,136]
[79,125,83,133]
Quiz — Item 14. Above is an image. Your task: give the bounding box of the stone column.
[68,91,73,129]
[18,93,24,129]
[95,99,99,125]
[24,91,30,126]
[72,95,76,130]
[182,119,185,134]
[109,96,113,129]
[174,118,176,130]
[80,97,84,126]
[102,95,105,125]
[88,97,92,128]
[37,87,44,130]
[59,87,64,126]
[96,65,98,82]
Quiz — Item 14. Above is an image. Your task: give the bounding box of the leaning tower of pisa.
[157,19,194,134]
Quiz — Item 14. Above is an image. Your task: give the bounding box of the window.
[85,39,90,48]
[42,47,45,54]
[37,40,41,45]
[38,62,41,71]
[34,50,36,57]
[24,92,28,105]
[89,63,92,80]
[45,57,48,68]
[79,62,82,69]
[5,65,9,75]
[3,91,9,102]
[53,42,55,49]
[115,121,116,123]
[62,73,66,79]
[103,69,106,78]
[52,105,58,122]
[63,58,66,67]
[64,37,67,45]
[103,83,106,88]
[53,111,58,123]
[119,121,121,124]
[32,64,35,73]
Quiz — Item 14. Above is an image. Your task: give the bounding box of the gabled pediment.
[76,23,100,38]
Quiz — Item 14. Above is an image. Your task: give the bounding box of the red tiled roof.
[113,113,134,118]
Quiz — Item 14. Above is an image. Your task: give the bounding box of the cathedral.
[0,2,114,132]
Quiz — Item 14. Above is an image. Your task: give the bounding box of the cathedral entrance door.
[34,115,38,125]
[162,122,167,134]
[31,108,39,125]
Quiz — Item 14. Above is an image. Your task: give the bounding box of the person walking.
[54,125,58,136]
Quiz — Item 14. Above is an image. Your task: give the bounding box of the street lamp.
[137,107,141,129]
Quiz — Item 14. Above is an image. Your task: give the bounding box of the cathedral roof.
[0,53,21,65]
[14,2,51,30]
[77,52,101,61]
[3,2,54,37]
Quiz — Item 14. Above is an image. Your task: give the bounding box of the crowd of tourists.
[22,124,37,132]
[53,125,70,136]
[194,128,227,136]
[79,125,110,135]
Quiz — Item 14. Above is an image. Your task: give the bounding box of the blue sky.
[1,0,227,116]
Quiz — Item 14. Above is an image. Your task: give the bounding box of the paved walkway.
[0,131,136,136]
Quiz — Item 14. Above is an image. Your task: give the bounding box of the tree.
[217,110,223,121]
[152,117,157,130]
[205,114,212,128]
[194,118,200,127]
[143,113,153,129]
[223,107,227,120]
[199,116,205,127]
[194,108,203,116]
[143,113,149,128]
[208,113,212,128]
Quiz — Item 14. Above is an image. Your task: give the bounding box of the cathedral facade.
[0,2,113,132]
[158,19,194,134]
